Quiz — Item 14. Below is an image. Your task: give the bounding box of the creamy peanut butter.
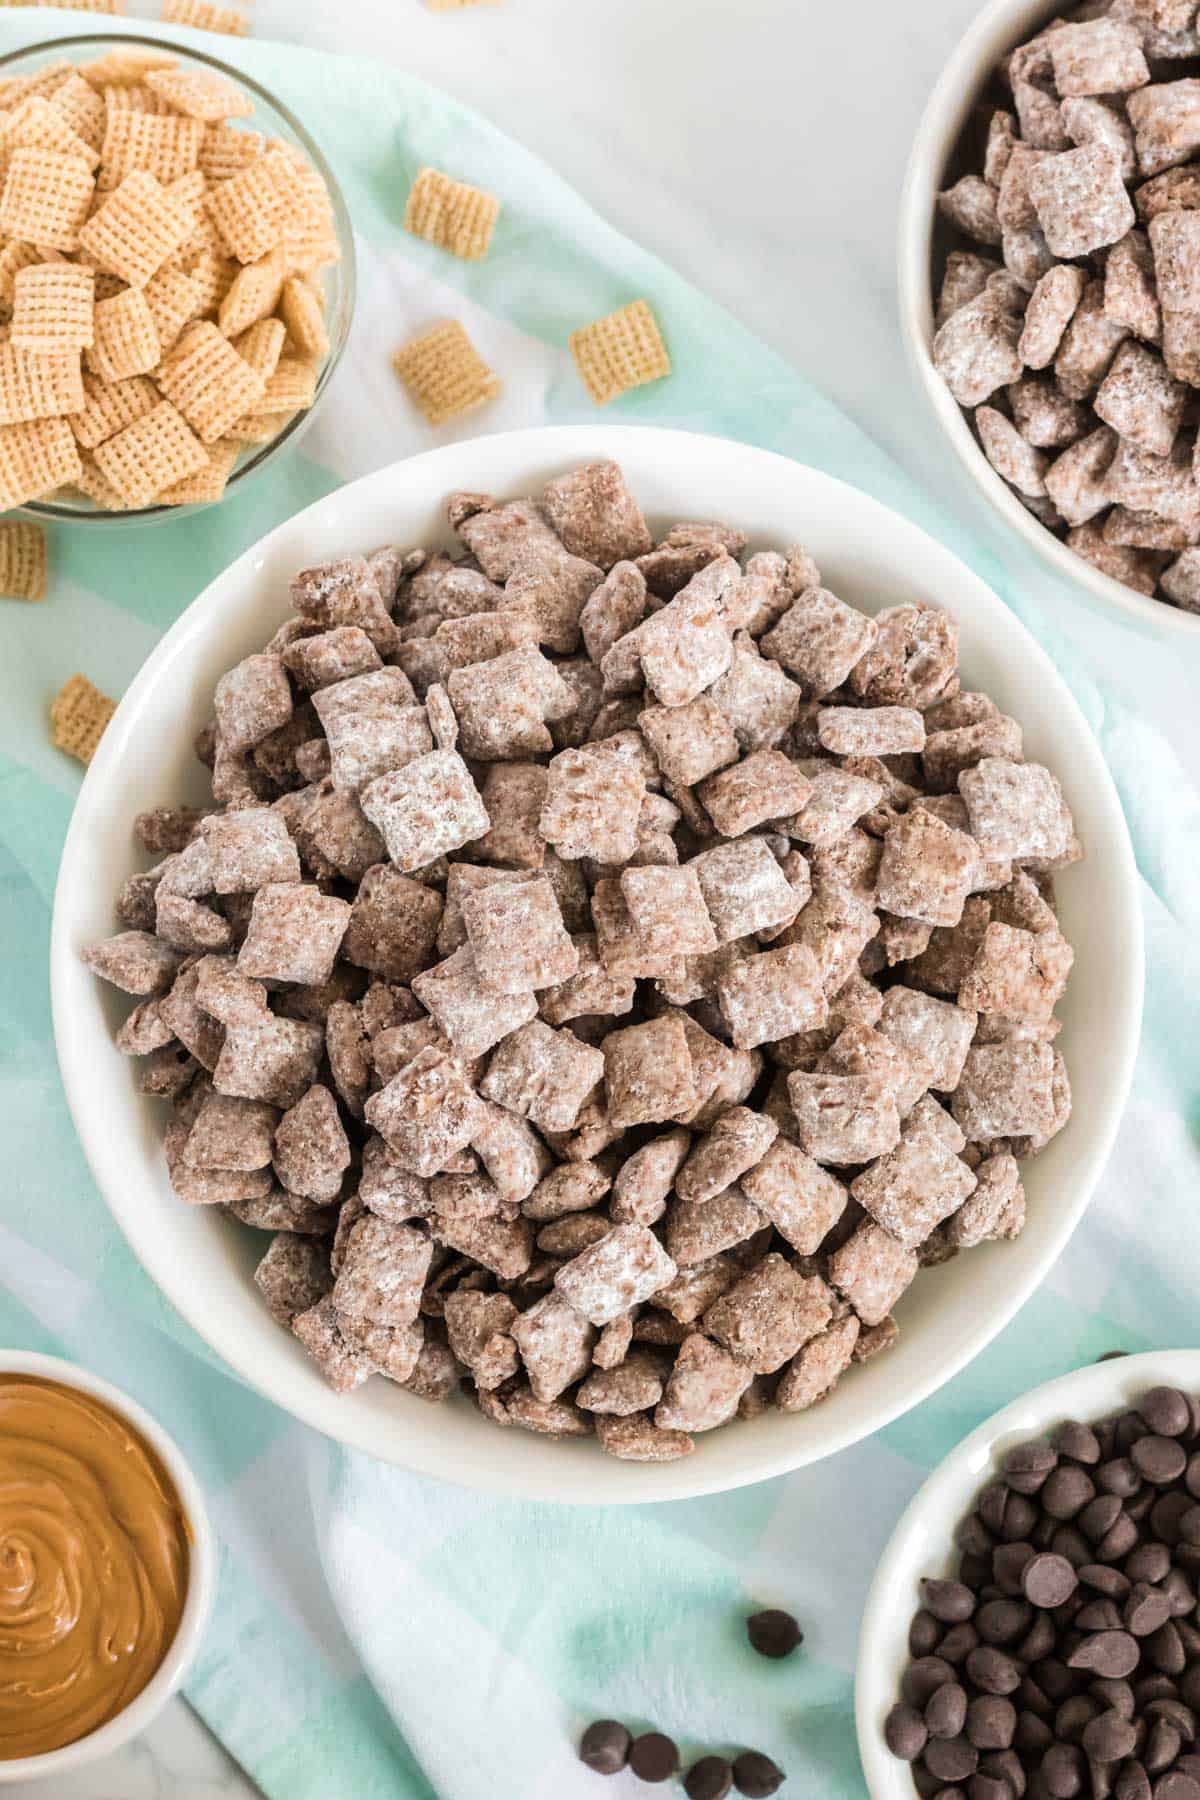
[0,1374,190,1759]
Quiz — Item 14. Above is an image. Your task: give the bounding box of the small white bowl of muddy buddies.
[52,425,1141,1504]
[900,0,1200,634]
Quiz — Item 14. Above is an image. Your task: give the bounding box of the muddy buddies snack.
[931,4,1200,612]
[0,47,339,512]
[84,457,1081,1463]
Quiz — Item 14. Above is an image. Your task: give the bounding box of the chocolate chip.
[1067,1630,1140,1678]
[1098,1351,1130,1362]
[967,1645,1022,1695]
[745,1608,803,1659]
[1145,1716,1183,1773]
[1140,1390,1193,1439]
[628,1732,678,1783]
[922,1733,978,1781]
[1024,1553,1079,1609]
[579,1719,631,1774]
[1155,1776,1200,1800]
[884,1702,928,1761]
[994,1542,1036,1592]
[684,1755,734,1800]
[976,1597,1031,1645]
[1097,1457,1142,1499]
[939,1621,979,1664]
[1128,1545,1172,1585]
[1042,1741,1086,1796]
[1054,1422,1102,1466]
[1082,1707,1138,1763]
[1127,1585,1174,1638]
[1117,1763,1153,1800]
[730,1750,784,1797]
[904,1655,956,1706]
[921,1578,976,1624]
[1003,1439,1059,1495]
[966,1694,1016,1750]
[1134,1437,1189,1486]
[926,1681,968,1739]
[1043,1465,1097,1521]
[1080,1563,1132,1600]
[909,1609,942,1657]
[972,1776,1011,1800]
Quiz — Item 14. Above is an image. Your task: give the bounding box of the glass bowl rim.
[0,29,357,526]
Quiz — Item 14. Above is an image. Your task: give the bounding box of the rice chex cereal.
[569,299,671,406]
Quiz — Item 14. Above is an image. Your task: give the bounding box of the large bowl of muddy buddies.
[900,0,1200,635]
[51,426,1141,1502]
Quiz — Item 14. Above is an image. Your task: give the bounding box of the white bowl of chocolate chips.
[53,425,1141,1502]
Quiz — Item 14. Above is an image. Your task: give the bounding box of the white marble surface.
[20,1,1196,1795]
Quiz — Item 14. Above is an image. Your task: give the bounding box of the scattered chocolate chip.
[629,1731,679,1783]
[1098,1351,1130,1362]
[745,1608,803,1659]
[684,1755,734,1800]
[730,1750,784,1798]
[579,1719,631,1775]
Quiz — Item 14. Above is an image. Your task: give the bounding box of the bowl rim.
[896,0,1200,639]
[0,1348,215,1783]
[50,423,1144,1502]
[855,1347,1200,1796]
[4,29,357,527]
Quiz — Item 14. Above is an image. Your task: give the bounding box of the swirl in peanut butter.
[0,1375,190,1759]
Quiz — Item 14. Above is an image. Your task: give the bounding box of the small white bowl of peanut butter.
[0,1351,215,1784]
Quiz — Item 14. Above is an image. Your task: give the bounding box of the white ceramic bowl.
[856,1349,1200,1796]
[0,1351,215,1786]
[51,425,1143,1504]
[898,0,1200,639]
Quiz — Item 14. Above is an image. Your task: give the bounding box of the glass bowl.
[0,31,356,525]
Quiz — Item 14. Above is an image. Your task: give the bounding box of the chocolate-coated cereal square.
[480,1020,605,1134]
[787,1070,901,1165]
[876,808,978,928]
[555,1222,676,1325]
[237,882,351,986]
[654,1331,752,1432]
[461,873,577,995]
[201,806,300,893]
[739,1139,848,1254]
[360,750,489,872]
[717,943,827,1051]
[603,1014,697,1127]
[364,1045,485,1177]
[703,1254,833,1374]
[539,743,646,864]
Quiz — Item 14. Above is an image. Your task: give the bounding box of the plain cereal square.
[201,807,300,893]
[364,1045,485,1177]
[619,864,717,960]
[237,882,351,986]
[876,808,978,928]
[697,749,811,837]
[702,1254,833,1374]
[360,750,489,872]
[740,1139,848,1254]
[340,863,443,982]
[461,873,577,995]
[480,1019,605,1134]
[603,1014,697,1127]
[539,743,646,864]
[555,1222,677,1325]
[689,836,801,943]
